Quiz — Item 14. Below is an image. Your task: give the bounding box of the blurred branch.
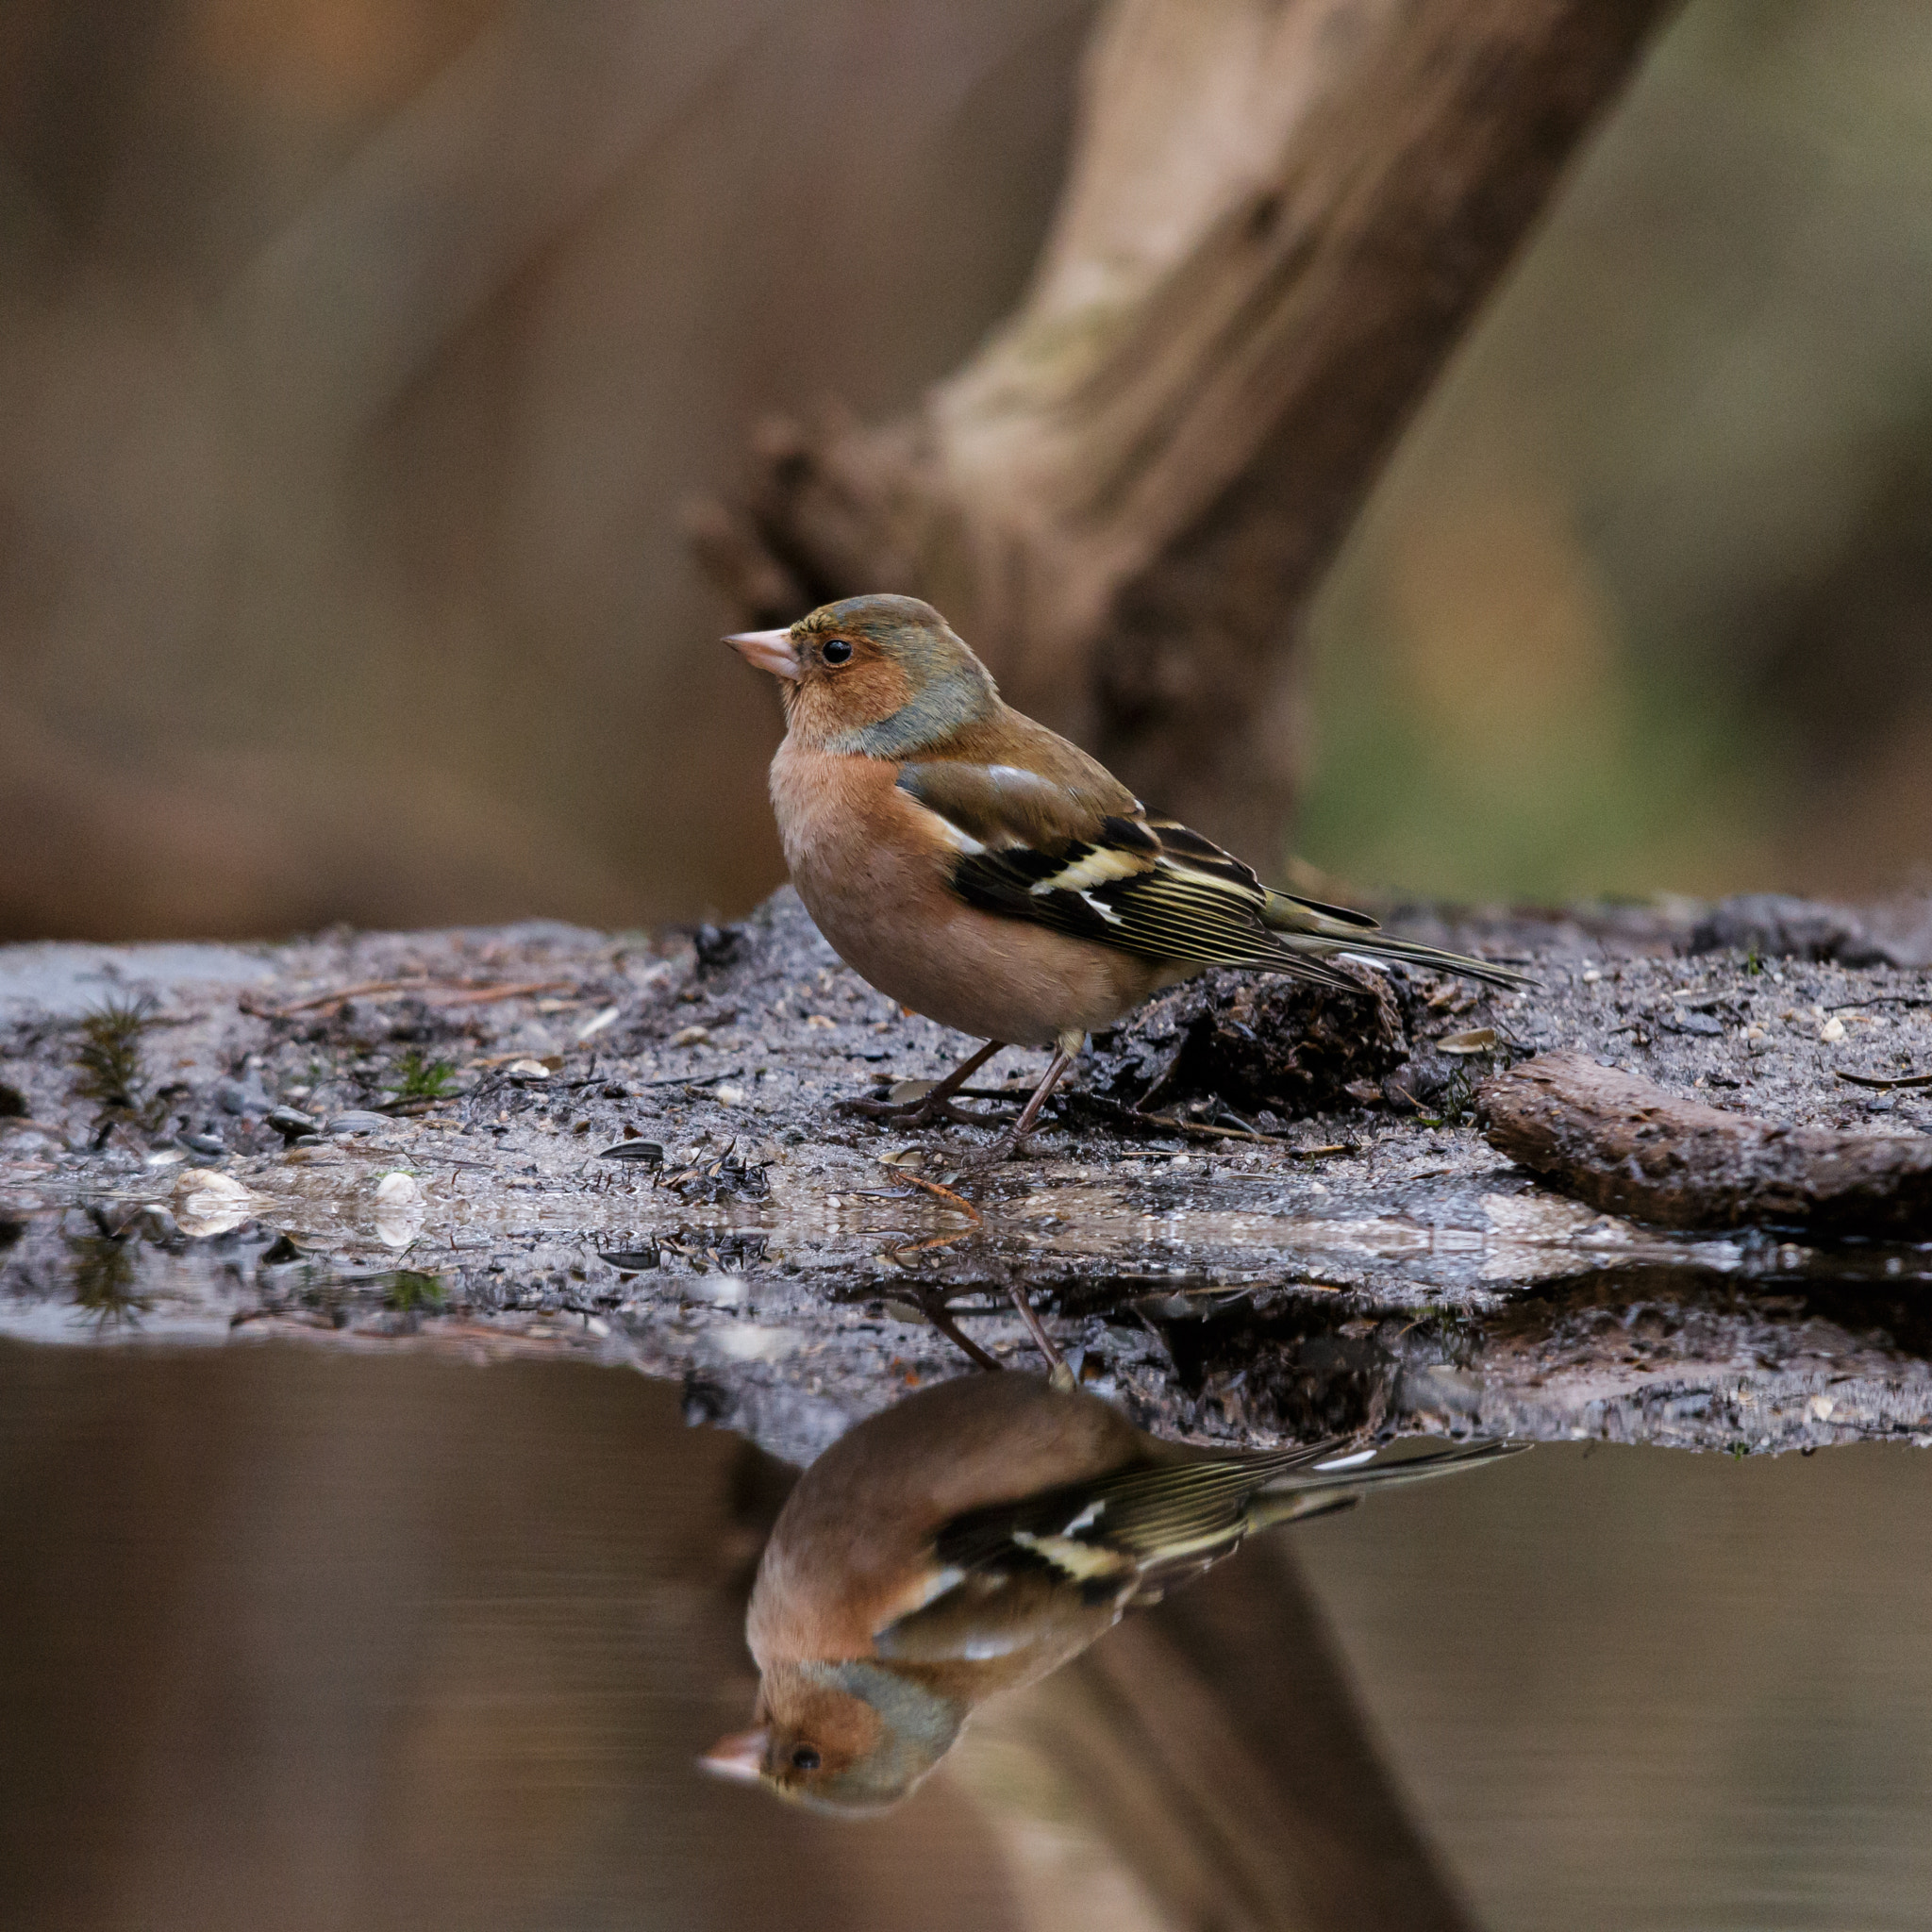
[974,1544,1481,1931]
[690,0,1677,853]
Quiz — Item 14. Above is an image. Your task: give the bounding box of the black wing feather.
[898,762,1526,991]
[933,1439,1354,1577]
[947,847,1367,989]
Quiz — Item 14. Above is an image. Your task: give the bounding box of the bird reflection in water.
[704,1373,1518,1812]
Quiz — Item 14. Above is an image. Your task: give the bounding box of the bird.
[726,593,1532,1158]
[701,1371,1520,1813]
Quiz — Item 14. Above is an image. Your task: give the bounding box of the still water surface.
[1,1343,1927,1931]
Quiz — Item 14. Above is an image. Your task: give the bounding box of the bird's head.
[725,594,997,756]
[699,1659,964,1815]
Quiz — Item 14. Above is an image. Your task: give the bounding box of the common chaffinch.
[727,594,1531,1156]
[702,1371,1518,1812]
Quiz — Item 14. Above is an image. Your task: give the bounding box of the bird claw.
[950,1127,1032,1169]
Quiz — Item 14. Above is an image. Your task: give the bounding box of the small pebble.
[174,1167,255,1237]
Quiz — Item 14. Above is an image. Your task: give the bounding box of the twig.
[253,977,433,1014]
[1137,1041,1189,1113]
[866,1168,987,1263]
[1834,1068,1932,1091]
[912,1293,1003,1374]
[1069,1091,1351,1153]
[1137,1113,1307,1147]
[257,977,575,1018]
[433,979,578,1008]
[889,1170,985,1225]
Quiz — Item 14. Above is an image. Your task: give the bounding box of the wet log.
[3,889,1930,1462]
[690,0,1679,852]
[1479,1050,1932,1237]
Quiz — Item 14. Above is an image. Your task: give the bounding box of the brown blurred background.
[4,0,1931,938]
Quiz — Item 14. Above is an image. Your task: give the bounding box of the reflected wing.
[930,1440,1355,1589]
[928,1437,1524,1596]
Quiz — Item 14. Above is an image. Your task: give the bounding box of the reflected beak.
[724,628,801,681]
[699,1726,770,1783]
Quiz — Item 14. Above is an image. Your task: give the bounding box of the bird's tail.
[1261,890,1538,992]
[1245,1436,1524,1532]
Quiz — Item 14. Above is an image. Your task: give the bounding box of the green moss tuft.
[68,1226,148,1329]
[71,998,161,1133]
[387,1049,456,1106]
[387,1270,446,1313]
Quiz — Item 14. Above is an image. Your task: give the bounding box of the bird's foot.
[945,1044,1077,1168]
[839,1091,1009,1130]
[950,1125,1035,1168]
[841,1042,1010,1132]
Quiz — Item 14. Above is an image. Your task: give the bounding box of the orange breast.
[768,742,1164,1048]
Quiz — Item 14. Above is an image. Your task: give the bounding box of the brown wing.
[896,761,1363,988]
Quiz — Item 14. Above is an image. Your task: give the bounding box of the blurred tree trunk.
[690,0,1676,858]
[970,1542,1483,1931]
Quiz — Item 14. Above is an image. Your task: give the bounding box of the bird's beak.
[724,628,801,681]
[699,1726,770,1784]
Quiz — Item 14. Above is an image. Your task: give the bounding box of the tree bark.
[978,1548,1484,1931]
[689,0,1679,852]
[1479,1049,1932,1235]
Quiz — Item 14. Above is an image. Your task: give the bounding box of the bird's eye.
[791,1745,822,1772]
[820,639,853,666]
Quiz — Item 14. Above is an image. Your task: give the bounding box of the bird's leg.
[970,1044,1076,1165]
[841,1039,1007,1126]
[1006,1277,1074,1391]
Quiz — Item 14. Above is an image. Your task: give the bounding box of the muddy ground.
[3,889,1929,1464]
